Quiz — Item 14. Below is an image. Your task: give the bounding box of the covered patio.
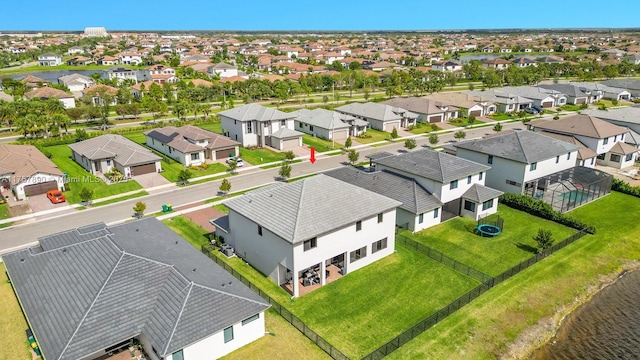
[281,254,345,297]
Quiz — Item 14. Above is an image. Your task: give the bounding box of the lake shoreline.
[503,260,640,360]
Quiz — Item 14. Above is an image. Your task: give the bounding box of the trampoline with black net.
[523,166,613,212]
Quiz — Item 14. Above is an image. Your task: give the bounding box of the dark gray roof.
[218,104,293,122]
[68,134,161,166]
[601,79,640,91]
[324,167,441,214]
[292,108,352,130]
[365,151,394,161]
[462,184,504,203]
[374,149,490,183]
[454,131,580,164]
[3,218,269,360]
[582,107,640,125]
[211,215,230,233]
[223,174,401,244]
[538,84,590,98]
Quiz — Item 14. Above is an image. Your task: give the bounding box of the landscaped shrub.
[611,178,640,198]
[499,193,596,234]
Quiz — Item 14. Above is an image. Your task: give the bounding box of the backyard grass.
[46,145,143,203]
[162,216,211,249]
[221,309,331,360]
[353,128,391,144]
[196,120,223,134]
[302,134,342,153]
[0,263,33,360]
[239,147,288,165]
[388,192,640,360]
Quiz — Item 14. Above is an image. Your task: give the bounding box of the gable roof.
[25,87,74,100]
[324,167,441,214]
[608,141,638,155]
[535,131,597,160]
[381,97,458,116]
[68,134,161,166]
[581,107,640,125]
[144,125,239,153]
[530,114,628,139]
[3,218,269,360]
[218,104,293,122]
[0,144,63,185]
[223,174,401,244]
[292,108,353,130]
[375,149,490,183]
[465,90,533,105]
[335,102,418,122]
[455,130,580,164]
[538,84,591,98]
[462,184,504,203]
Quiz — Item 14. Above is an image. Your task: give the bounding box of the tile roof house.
[212,175,401,297]
[218,104,303,150]
[324,167,442,232]
[465,90,534,113]
[500,86,568,108]
[3,218,270,360]
[0,144,65,200]
[292,108,365,141]
[58,73,95,97]
[69,134,162,177]
[582,107,640,136]
[20,74,50,89]
[335,102,417,132]
[382,97,460,123]
[422,92,497,118]
[529,114,637,169]
[600,79,640,97]
[24,87,76,109]
[373,149,501,222]
[144,125,240,166]
[568,82,631,101]
[37,52,62,66]
[207,62,239,78]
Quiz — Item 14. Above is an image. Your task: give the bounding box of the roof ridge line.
[163,282,194,356]
[412,180,420,214]
[190,282,270,307]
[57,252,125,360]
[34,234,112,255]
[436,152,446,183]
[291,179,306,242]
[515,131,529,163]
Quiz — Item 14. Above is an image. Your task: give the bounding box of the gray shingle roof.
[324,167,441,214]
[223,174,401,244]
[3,218,269,360]
[538,84,590,98]
[335,102,418,121]
[454,131,580,164]
[582,107,640,125]
[144,125,239,153]
[218,104,293,122]
[601,79,640,91]
[365,151,394,161]
[462,184,504,203]
[68,134,161,166]
[374,149,490,183]
[292,108,353,130]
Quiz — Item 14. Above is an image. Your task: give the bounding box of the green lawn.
[0,203,9,220]
[196,121,223,134]
[409,123,441,135]
[0,263,33,360]
[302,134,342,152]
[405,205,575,276]
[354,128,391,144]
[162,216,211,249]
[388,192,640,360]
[46,145,142,203]
[488,113,512,121]
[448,118,485,127]
[559,104,583,112]
[213,204,229,214]
[239,147,288,165]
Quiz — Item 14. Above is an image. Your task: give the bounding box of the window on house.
[434,208,439,218]
[567,152,571,160]
[556,155,559,164]
[530,162,537,171]
[610,154,621,162]
[152,139,155,145]
[247,122,253,134]
[106,159,111,166]
[168,147,172,153]
[597,153,606,160]
[482,199,494,211]
[464,200,476,212]
[591,157,595,165]
[191,153,199,161]
[603,137,609,145]
[258,225,262,236]
[488,155,493,164]
[621,134,625,141]
[377,213,383,223]
[224,326,234,343]
[310,125,314,131]
[281,120,286,126]
[372,238,388,253]
[172,350,184,360]
[350,246,366,263]
[419,213,424,224]
[506,179,520,186]
[450,180,458,190]
[467,175,472,184]
[356,220,362,231]
[614,135,617,142]
[234,120,237,125]
[303,237,317,251]
[242,313,260,325]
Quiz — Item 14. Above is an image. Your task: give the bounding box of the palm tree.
[51,113,71,134]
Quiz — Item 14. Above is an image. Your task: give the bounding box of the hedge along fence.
[611,178,640,198]
[498,193,596,234]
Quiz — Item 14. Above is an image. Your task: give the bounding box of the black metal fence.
[201,244,349,360]
[362,230,587,360]
[396,234,493,283]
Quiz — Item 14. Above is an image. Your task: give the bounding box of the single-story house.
[69,134,162,177]
[422,92,497,117]
[600,79,640,98]
[212,175,401,297]
[582,107,640,135]
[569,82,631,101]
[292,108,356,141]
[24,87,76,109]
[144,125,240,166]
[0,144,65,200]
[465,90,534,113]
[500,86,567,108]
[538,83,599,105]
[382,97,459,123]
[3,218,270,360]
[335,102,417,132]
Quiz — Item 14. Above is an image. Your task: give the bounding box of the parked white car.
[226,157,244,167]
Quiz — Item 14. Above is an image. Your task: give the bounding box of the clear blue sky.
[2,0,638,31]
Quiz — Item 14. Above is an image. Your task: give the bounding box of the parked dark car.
[532,105,544,113]
[524,107,539,114]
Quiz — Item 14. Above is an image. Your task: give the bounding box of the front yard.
[448,118,485,127]
[0,263,33,360]
[353,128,392,144]
[409,122,441,135]
[302,134,342,152]
[403,205,575,276]
[46,145,142,203]
[239,147,288,165]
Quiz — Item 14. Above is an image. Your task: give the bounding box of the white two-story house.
[37,53,62,66]
[218,104,303,150]
[212,175,401,297]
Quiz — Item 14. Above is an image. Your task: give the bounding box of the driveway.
[134,172,173,189]
[26,193,68,213]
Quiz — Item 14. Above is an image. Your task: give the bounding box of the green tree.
[404,138,417,150]
[279,162,292,181]
[467,115,476,126]
[75,128,88,141]
[390,127,399,139]
[347,149,359,165]
[284,150,295,162]
[177,169,192,185]
[132,201,147,218]
[51,113,71,134]
[219,178,231,196]
[493,122,503,132]
[227,159,238,174]
[454,130,466,141]
[533,228,554,254]
[79,187,94,205]
[344,136,352,149]
[429,133,439,146]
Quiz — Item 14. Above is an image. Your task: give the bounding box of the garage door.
[429,115,443,123]
[130,163,156,176]
[541,101,553,108]
[385,123,398,132]
[575,98,585,105]
[332,130,348,141]
[24,181,58,196]
[215,148,236,160]
[281,138,299,150]
[469,110,482,117]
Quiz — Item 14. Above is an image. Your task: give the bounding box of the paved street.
[0,121,526,253]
